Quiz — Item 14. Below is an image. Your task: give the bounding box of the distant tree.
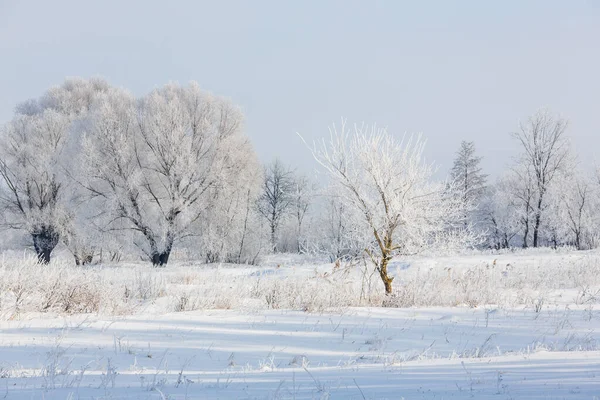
[291,175,314,253]
[319,194,363,262]
[306,121,473,296]
[450,141,487,226]
[257,159,295,252]
[481,177,520,249]
[510,165,537,248]
[556,173,592,250]
[512,109,570,247]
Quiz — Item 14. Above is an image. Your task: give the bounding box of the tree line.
[0,78,596,295]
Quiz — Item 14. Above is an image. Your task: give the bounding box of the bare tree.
[509,165,537,248]
[81,82,257,266]
[257,159,295,252]
[305,121,472,296]
[512,109,569,247]
[560,176,591,250]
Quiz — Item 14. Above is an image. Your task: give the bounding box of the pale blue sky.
[1,1,599,177]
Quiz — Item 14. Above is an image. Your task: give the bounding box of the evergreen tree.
[450,141,488,226]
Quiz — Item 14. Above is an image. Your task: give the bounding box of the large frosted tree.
[0,110,70,263]
[81,82,260,266]
[0,78,111,263]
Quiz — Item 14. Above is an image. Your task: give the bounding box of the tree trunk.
[532,196,543,248]
[32,227,59,264]
[533,214,541,248]
[270,223,277,253]
[378,253,394,295]
[151,250,171,267]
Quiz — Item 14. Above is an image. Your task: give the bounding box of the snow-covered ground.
[1,249,599,399]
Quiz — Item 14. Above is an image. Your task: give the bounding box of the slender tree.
[257,159,295,252]
[512,109,570,247]
[558,174,591,250]
[291,175,314,253]
[481,178,520,249]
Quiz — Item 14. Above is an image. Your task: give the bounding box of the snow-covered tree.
[257,159,296,252]
[81,82,259,266]
[290,174,315,253]
[0,110,70,263]
[512,109,570,247]
[508,165,538,248]
[550,171,594,250]
[0,77,111,263]
[306,121,473,295]
[317,193,364,262]
[450,141,487,226]
[198,157,265,264]
[481,177,521,249]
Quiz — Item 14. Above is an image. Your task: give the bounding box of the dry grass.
[1,251,600,319]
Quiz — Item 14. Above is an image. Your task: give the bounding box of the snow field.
[0,249,599,398]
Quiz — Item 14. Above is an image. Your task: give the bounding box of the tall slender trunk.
[270,222,277,252]
[532,210,542,248]
[296,220,303,253]
[532,190,544,248]
[238,189,252,263]
[522,220,529,249]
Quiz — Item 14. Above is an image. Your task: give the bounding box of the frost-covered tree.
[509,165,537,248]
[512,109,570,247]
[306,121,473,295]
[0,77,111,263]
[198,158,264,264]
[81,82,258,266]
[291,175,314,253]
[481,177,520,249]
[257,159,296,252]
[318,194,364,262]
[0,110,70,263]
[450,141,487,226]
[550,172,593,250]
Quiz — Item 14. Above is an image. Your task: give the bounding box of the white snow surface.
[1,249,599,399]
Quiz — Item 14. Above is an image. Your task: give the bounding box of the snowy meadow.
[1,249,599,399]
